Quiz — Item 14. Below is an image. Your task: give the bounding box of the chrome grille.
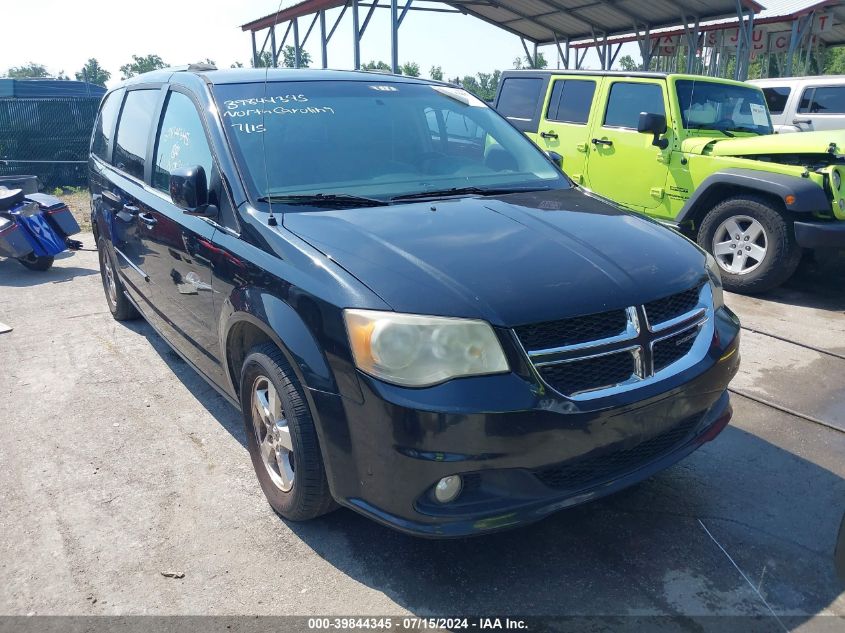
[644,284,703,326]
[515,283,711,399]
[538,350,637,396]
[514,309,627,350]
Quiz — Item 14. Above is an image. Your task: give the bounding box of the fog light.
[834,169,842,191]
[839,198,845,211]
[434,475,462,503]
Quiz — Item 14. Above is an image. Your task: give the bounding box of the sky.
[0,0,629,86]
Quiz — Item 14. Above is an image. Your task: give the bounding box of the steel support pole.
[785,19,799,77]
[293,18,301,68]
[320,10,328,68]
[391,0,399,74]
[251,31,258,68]
[352,0,361,70]
[270,25,278,67]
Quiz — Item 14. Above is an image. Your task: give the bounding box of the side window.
[798,88,814,113]
[153,91,214,194]
[761,86,791,115]
[801,86,845,114]
[546,80,596,124]
[497,78,543,122]
[604,82,665,129]
[113,89,159,179]
[92,89,124,160]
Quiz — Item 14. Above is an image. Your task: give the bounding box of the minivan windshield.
[213,80,566,205]
[676,80,773,136]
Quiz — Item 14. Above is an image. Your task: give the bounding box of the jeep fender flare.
[676,168,830,225]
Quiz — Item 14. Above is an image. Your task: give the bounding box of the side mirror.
[638,112,669,150]
[546,151,563,169]
[169,166,212,214]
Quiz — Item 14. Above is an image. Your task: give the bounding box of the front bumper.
[794,220,845,249]
[316,307,741,538]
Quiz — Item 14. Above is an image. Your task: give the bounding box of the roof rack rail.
[164,63,218,73]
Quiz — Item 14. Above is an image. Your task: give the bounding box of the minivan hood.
[283,189,706,326]
[682,130,845,158]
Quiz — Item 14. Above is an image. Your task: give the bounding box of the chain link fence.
[0,96,101,189]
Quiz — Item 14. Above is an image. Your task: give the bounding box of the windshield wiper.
[258,193,390,207]
[687,124,735,138]
[391,185,552,202]
[728,126,763,135]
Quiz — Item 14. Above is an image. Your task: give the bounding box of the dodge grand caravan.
[90,67,740,537]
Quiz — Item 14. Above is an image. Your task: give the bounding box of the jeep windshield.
[676,79,773,136]
[213,80,567,207]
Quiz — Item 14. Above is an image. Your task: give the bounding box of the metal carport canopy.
[241,1,764,44]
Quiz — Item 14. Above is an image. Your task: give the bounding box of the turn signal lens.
[784,194,796,206]
[344,309,509,387]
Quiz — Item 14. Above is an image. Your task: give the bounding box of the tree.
[514,52,547,70]
[400,62,421,77]
[56,70,69,80]
[475,70,501,101]
[252,51,273,68]
[430,65,444,81]
[6,62,49,78]
[75,58,111,87]
[618,55,639,71]
[120,54,167,79]
[362,60,391,72]
[231,61,244,69]
[282,46,312,68]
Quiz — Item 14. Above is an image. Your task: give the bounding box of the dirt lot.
[0,236,843,629]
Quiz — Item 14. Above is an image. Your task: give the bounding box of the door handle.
[138,212,158,227]
[122,204,139,214]
[792,118,812,125]
[540,131,559,140]
[591,138,613,147]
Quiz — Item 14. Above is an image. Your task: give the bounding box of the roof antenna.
[262,0,285,228]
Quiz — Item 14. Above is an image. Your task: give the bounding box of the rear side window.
[113,89,159,180]
[761,86,791,115]
[92,89,124,160]
[546,80,595,124]
[497,78,543,122]
[153,91,214,194]
[799,86,845,114]
[604,82,664,129]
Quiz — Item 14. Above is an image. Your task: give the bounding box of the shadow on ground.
[0,253,98,288]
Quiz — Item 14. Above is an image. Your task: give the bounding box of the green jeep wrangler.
[494,70,845,293]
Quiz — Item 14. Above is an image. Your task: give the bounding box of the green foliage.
[449,71,501,101]
[400,62,421,77]
[824,47,845,74]
[430,65,444,81]
[618,55,639,71]
[252,52,273,68]
[6,62,49,78]
[282,46,312,68]
[362,60,392,72]
[119,54,167,79]
[75,58,110,87]
[513,52,547,70]
[231,61,244,68]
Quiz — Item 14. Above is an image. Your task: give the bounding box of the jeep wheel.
[97,237,139,321]
[698,196,801,294]
[240,343,335,521]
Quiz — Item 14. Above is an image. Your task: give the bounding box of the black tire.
[697,195,802,294]
[97,237,139,321]
[240,343,335,521]
[17,254,54,271]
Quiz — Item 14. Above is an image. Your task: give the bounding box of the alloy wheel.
[251,376,295,492]
[712,215,768,275]
[101,248,117,304]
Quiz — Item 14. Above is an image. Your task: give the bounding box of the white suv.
[750,76,845,133]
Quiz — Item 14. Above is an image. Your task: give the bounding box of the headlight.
[833,169,842,191]
[705,253,725,309]
[344,309,509,387]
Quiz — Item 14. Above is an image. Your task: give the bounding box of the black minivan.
[89,66,740,537]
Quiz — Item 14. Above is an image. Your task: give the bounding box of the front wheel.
[697,196,801,294]
[97,237,139,321]
[240,343,335,521]
[17,254,54,271]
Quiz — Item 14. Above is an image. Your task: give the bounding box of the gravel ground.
[0,237,843,629]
